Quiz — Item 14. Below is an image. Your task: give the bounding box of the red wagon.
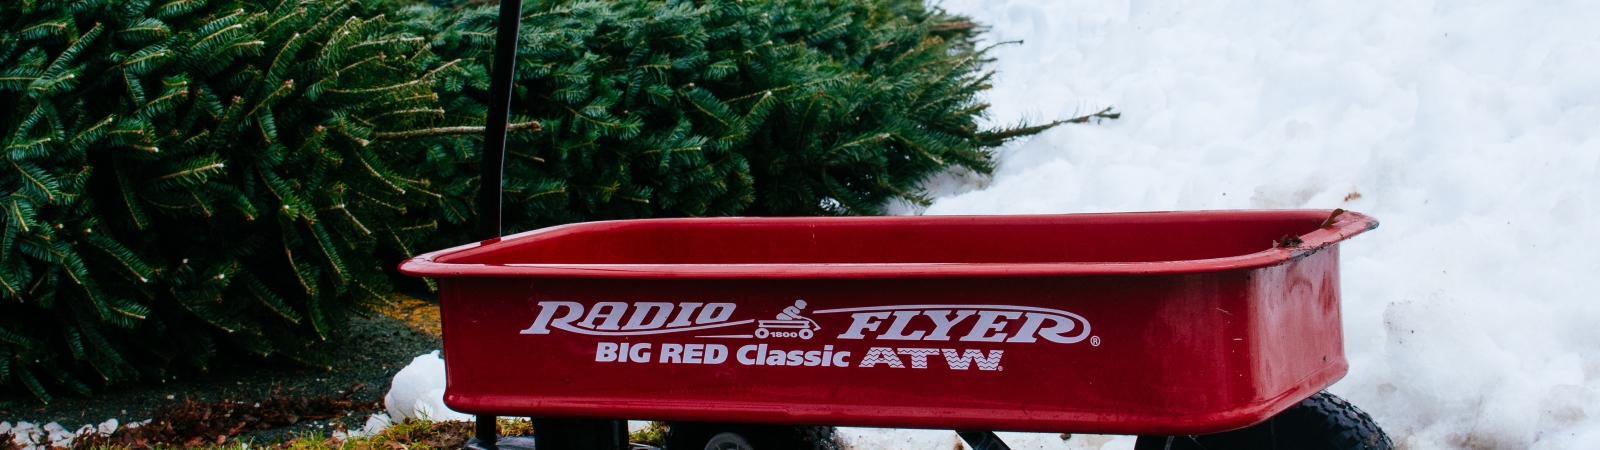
[436,3,1389,448]
[400,209,1390,450]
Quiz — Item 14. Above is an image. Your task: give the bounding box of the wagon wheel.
[1133,391,1392,450]
[664,423,841,450]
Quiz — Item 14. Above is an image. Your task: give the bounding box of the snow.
[386,351,473,422]
[382,352,657,434]
[868,0,1600,448]
[2,419,121,450]
[333,413,396,440]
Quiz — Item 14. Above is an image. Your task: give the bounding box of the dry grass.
[67,397,377,449]
[44,297,599,450]
[631,421,666,447]
[62,418,662,450]
[376,295,442,337]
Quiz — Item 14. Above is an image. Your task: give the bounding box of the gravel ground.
[0,294,443,445]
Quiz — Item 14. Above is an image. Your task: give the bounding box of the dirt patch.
[381,295,443,337]
[72,397,378,449]
[1,293,444,444]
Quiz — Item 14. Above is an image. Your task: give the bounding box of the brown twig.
[370,121,542,141]
[927,20,980,34]
[977,106,1120,144]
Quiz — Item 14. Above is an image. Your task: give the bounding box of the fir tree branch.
[335,54,385,75]
[148,163,225,183]
[354,191,405,212]
[350,36,424,52]
[260,7,306,37]
[190,24,245,51]
[369,121,541,141]
[397,221,436,233]
[319,204,371,235]
[976,106,1119,143]
[725,75,856,103]
[119,50,171,69]
[507,149,545,163]
[927,21,980,34]
[521,188,565,202]
[369,108,444,121]
[350,151,406,194]
[18,22,68,39]
[322,78,427,95]
[10,162,55,202]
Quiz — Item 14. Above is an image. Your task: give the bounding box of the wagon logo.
[520,301,1090,344]
[815,305,1091,344]
[755,300,820,339]
[520,301,752,336]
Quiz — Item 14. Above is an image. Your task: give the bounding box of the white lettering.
[628,343,652,362]
[704,344,728,364]
[737,345,760,365]
[596,342,618,361]
[1007,312,1086,343]
[858,347,904,368]
[697,303,736,324]
[961,311,1020,342]
[685,344,705,364]
[896,348,941,368]
[922,310,975,341]
[840,312,890,339]
[521,301,584,334]
[942,349,1003,370]
[667,302,703,327]
[660,343,683,363]
[581,302,629,330]
[623,302,675,330]
[879,311,926,340]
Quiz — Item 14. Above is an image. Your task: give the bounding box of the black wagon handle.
[474,0,525,243]
[468,0,523,449]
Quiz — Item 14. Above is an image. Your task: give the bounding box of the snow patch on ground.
[381,354,653,435]
[3,419,129,450]
[891,0,1600,448]
[386,351,472,422]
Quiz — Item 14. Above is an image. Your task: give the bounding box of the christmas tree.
[412,0,1067,242]
[0,0,1066,401]
[0,0,508,401]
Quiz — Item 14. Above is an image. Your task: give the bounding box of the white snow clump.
[2,419,121,450]
[385,350,472,422]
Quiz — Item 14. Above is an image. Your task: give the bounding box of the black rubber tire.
[704,432,756,450]
[664,423,840,450]
[1134,391,1393,450]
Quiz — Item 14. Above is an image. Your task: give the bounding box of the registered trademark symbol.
[1090,336,1101,346]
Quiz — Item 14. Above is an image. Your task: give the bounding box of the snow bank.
[382,352,653,434]
[869,0,1600,448]
[386,351,473,422]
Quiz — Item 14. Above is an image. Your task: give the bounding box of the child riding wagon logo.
[755,300,820,339]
